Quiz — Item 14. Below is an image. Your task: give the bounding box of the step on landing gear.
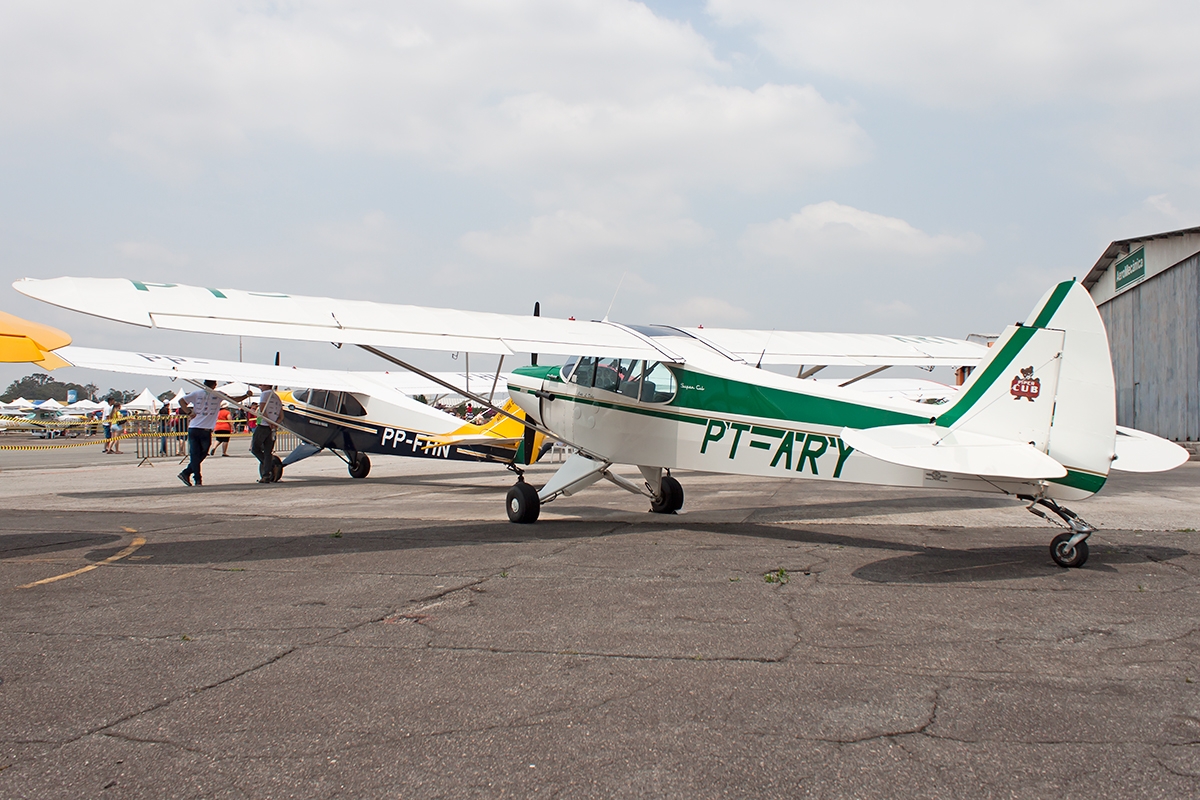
[1024,497,1096,568]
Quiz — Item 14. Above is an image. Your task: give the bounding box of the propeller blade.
[523,423,537,465]
[531,301,540,366]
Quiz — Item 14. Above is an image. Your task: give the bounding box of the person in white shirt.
[252,384,284,483]
[177,380,248,486]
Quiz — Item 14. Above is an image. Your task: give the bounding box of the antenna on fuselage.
[602,272,627,323]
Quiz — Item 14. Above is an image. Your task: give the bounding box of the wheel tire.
[271,456,283,483]
[506,482,540,524]
[1050,532,1089,568]
[650,475,683,514]
[348,453,371,479]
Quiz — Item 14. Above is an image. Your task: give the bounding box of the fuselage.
[280,388,523,464]
[507,327,1100,501]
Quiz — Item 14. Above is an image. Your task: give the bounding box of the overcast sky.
[2,1,1197,395]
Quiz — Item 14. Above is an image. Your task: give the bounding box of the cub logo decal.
[1010,365,1040,401]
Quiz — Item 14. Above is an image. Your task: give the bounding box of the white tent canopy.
[37,398,64,411]
[123,388,162,413]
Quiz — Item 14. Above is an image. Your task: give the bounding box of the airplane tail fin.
[937,280,1115,497]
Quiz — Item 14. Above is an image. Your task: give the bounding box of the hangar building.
[1083,226,1200,442]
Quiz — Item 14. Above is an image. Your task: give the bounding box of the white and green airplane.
[15,276,1187,568]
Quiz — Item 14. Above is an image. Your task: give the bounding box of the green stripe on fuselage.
[1050,468,1107,494]
[671,369,927,429]
[521,368,928,430]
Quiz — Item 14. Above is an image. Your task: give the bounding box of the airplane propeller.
[526,301,540,463]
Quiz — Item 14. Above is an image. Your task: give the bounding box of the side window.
[340,393,366,417]
[324,392,342,412]
[594,358,622,393]
[573,356,596,387]
[308,389,328,409]
[618,360,644,398]
[642,362,677,403]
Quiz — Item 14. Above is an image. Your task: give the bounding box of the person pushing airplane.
[177,380,250,487]
[252,383,283,483]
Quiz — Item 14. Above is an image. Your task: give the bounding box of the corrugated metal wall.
[1097,254,1199,440]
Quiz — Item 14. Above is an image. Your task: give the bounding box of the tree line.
[1,373,141,405]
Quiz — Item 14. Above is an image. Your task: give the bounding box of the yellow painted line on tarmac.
[17,536,146,589]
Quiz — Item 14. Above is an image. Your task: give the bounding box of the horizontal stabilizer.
[1112,426,1190,473]
[841,424,1067,480]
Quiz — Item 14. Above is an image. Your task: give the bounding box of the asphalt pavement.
[1,438,1198,798]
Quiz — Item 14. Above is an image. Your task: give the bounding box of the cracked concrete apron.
[0,451,1198,797]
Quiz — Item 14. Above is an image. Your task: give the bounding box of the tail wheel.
[650,475,684,514]
[271,456,283,483]
[1050,532,1089,568]
[348,453,371,479]
[506,481,540,524]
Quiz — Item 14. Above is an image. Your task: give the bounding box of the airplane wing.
[17,277,986,368]
[15,277,673,361]
[58,346,371,394]
[0,311,72,369]
[56,346,515,404]
[688,328,989,367]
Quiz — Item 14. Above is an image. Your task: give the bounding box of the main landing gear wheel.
[650,475,684,514]
[348,453,371,479]
[506,481,540,524]
[271,456,283,483]
[1050,532,1089,568]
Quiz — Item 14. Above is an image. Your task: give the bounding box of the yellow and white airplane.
[16,277,1188,568]
[46,345,547,478]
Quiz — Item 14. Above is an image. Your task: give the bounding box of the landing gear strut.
[1024,497,1096,568]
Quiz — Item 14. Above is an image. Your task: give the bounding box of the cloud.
[116,241,189,267]
[315,211,407,256]
[461,208,709,269]
[1110,194,1199,241]
[741,201,982,263]
[0,1,868,188]
[647,295,751,327]
[708,0,1200,109]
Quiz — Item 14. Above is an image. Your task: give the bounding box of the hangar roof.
[1082,224,1200,291]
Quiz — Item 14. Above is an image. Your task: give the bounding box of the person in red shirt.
[211,406,233,456]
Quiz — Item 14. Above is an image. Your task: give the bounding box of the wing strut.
[356,344,588,453]
[839,365,890,387]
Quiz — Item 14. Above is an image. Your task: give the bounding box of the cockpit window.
[308,389,328,409]
[560,355,579,383]
[594,358,623,392]
[292,388,310,403]
[567,357,676,403]
[571,356,596,387]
